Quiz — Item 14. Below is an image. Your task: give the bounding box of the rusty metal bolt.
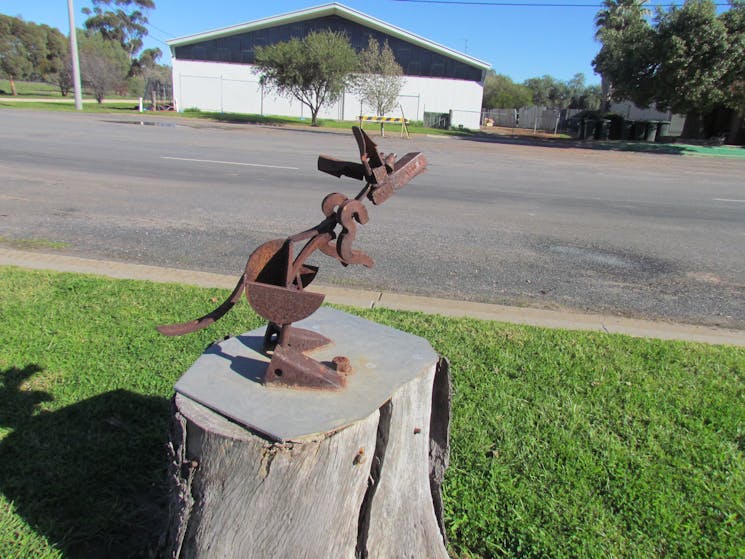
[332,356,353,375]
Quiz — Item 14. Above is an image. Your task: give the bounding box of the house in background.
[166,3,490,129]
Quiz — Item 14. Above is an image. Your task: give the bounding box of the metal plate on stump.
[174,307,437,442]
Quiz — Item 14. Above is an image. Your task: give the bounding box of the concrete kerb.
[1,247,743,348]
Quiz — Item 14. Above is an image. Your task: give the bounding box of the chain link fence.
[481,107,584,133]
[481,104,685,136]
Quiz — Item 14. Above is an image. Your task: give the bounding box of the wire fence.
[481,107,584,133]
[481,104,685,136]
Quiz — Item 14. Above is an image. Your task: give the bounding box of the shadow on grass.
[190,111,296,126]
[455,132,745,157]
[0,365,170,558]
[185,111,362,133]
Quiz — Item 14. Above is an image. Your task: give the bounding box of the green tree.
[653,0,731,115]
[40,25,68,75]
[16,22,51,82]
[353,37,404,118]
[594,0,650,40]
[523,75,572,108]
[82,0,155,60]
[42,26,73,96]
[0,15,33,95]
[0,15,74,96]
[593,0,744,119]
[129,47,162,76]
[482,72,532,109]
[592,0,654,109]
[566,73,585,106]
[255,30,358,126]
[517,73,601,110]
[575,84,603,110]
[79,31,130,103]
[721,0,745,114]
[127,48,171,98]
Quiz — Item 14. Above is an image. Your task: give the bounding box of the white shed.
[167,3,490,129]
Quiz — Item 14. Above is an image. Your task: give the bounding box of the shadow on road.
[455,131,745,157]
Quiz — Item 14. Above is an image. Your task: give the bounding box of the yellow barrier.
[358,115,410,138]
[358,116,409,123]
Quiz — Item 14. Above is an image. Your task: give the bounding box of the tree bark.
[162,358,451,559]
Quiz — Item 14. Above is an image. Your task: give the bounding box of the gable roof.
[167,2,490,71]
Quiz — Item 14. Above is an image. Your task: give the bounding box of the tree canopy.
[481,71,601,111]
[255,30,359,126]
[0,16,71,95]
[721,0,745,113]
[0,9,171,101]
[0,15,34,95]
[482,72,532,109]
[353,37,404,117]
[593,0,745,119]
[78,30,130,103]
[82,0,155,60]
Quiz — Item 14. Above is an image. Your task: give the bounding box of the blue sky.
[0,0,697,85]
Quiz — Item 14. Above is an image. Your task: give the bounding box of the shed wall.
[172,59,483,129]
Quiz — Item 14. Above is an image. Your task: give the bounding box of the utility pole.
[67,0,83,110]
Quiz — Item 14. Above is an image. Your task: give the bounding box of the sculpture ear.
[353,126,385,172]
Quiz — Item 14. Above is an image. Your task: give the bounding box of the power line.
[143,22,174,48]
[146,33,172,47]
[146,21,175,38]
[393,0,730,7]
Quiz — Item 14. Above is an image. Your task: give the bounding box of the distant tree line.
[593,0,745,140]
[481,71,603,111]
[0,15,68,96]
[0,0,170,102]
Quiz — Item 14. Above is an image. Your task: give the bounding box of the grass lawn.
[0,100,139,113]
[176,107,470,137]
[0,267,743,558]
[0,79,62,97]
[588,139,745,158]
[0,79,136,102]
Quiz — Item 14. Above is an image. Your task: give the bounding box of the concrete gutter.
[1,247,743,348]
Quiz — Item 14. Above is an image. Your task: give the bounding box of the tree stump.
[161,308,451,559]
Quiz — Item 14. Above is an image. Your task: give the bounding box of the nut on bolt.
[332,356,353,375]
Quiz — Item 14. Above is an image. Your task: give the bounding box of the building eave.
[166,3,490,71]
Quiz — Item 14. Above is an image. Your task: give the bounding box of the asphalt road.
[1,110,744,328]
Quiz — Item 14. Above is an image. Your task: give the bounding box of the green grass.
[588,139,745,159]
[0,266,743,558]
[178,108,469,136]
[0,100,139,112]
[0,79,139,114]
[0,236,68,250]
[0,79,62,97]
[0,79,136,101]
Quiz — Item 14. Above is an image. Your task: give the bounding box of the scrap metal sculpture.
[158,126,426,390]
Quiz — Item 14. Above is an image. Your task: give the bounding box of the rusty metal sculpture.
[158,126,426,391]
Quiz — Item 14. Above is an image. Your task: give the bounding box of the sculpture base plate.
[174,307,437,442]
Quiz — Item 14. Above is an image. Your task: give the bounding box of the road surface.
[1,110,743,328]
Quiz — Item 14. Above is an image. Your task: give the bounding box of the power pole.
[67,0,83,110]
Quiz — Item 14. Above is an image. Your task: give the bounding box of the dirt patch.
[479,124,568,140]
